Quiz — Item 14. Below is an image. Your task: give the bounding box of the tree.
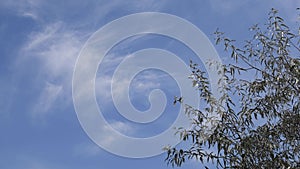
[165,8,300,168]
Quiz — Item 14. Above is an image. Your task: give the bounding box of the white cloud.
[133,81,160,91]
[31,82,62,120]
[95,75,113,101]
[24,22,62,51]
[23,22,150,122]
[16,0,170,123]
[73,121,135,157]
[95,65,165,107]
[23,22,83,78]
[21,22,85,121]
[108,120,135,135]
[0,0,41,20]
[95,51,165,101]
[99,120,135,148]
[130,70,167,92]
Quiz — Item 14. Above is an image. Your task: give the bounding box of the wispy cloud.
[24,22,63,51]
[31,82,62,121]
[99,120,136,148]
[0,0,41,20]
[23,22,83,78]
[21,22,85,121]
[73,121,135,157]
[15,0,170,124]
[95,50,167,101]
[130,70,166,92]
[108,120,135,135]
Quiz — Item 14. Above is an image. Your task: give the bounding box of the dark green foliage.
[165,8,300,168]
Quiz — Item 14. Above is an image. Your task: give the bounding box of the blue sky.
[1,1,299,169]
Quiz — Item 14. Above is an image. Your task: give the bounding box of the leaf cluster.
[165,8,300,169]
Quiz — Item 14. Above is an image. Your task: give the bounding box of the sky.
[1,1,299,169]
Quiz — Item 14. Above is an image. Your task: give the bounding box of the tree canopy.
[165,8,300,169]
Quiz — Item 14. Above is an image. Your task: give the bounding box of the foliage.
[165,8,300,168]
